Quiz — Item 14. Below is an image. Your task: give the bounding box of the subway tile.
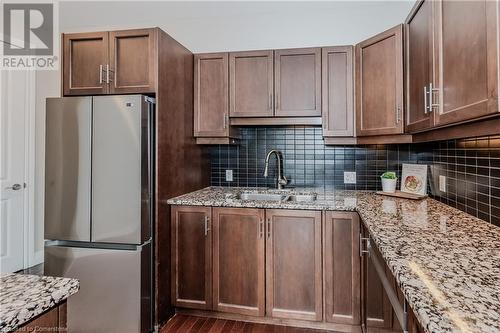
[208,126,498,225]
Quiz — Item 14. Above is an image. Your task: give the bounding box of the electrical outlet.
[344,171,356,184]
[225,170,233,182]
[439,175,446,192]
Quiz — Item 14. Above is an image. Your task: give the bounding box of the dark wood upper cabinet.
[323,211,360,325]
[265,209,322,321]
[433,0,499,126]
[63,28,157,96]
[171,206,212,310]
[212,208,265,316]
[322,46,355,138]
[275,48,322,117]
[356,25,404,136]
[229,50,274,117]
[405,0,434,132]
[63,32,109,96]
[109,29,157,94]
[194,53,230,138]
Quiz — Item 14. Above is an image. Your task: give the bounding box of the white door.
[0,69,28,273]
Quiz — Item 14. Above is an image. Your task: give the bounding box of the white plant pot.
[381,177,397,193]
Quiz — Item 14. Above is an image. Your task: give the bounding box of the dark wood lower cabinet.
[171,206,212,310]
[15,302,67,333]
[266,209,322,321]
[365,256,394,329]
[170,205,424,332]
[361,223,404,333]
[408,308,425,333]
[213,208,265,316]
[323,211,360,325]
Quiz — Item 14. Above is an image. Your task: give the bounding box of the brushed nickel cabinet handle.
[359,234,370,257]
[204,216,210,236]
[108,65,115,83]
[429,83,439,111]
[223,113,228,129]
[267,219,271,239]
[423,85,428,114]
[396,107,401,124]
[99,65,103,84]
[259,220,264,238]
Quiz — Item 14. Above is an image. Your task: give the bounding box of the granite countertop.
[0,273,80,332]
[167,187,500,333]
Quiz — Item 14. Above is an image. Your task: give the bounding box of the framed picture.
[401,164,428,195]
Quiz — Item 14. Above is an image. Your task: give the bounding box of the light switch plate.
[226,170,233,182]
[439,175,446,192]
[344,171,356,184]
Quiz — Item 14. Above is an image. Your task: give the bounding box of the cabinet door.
[322,46,354,137]
[213,208,265,316]
[230,51,274,117]
[408,308,426,333]
[266,209,322,321]
[360,224,399,332]
[15,305,60,332]
[433,0,499,125]
[356,25,404,136]
[109,28,157,94]
[323,212,360,325]
[171,206,212,309]
[406,0,434,132]
[62,32,108,96]
[194,53,230,137]
[275,48,322,117]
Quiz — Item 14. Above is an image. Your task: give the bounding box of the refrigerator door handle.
[141,96,155,243]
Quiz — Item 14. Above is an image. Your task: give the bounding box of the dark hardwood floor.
[160,315,339,333]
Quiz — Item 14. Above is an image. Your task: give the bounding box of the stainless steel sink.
[288,194,317,202]
[238,192,288,201]
[236,192,317,202]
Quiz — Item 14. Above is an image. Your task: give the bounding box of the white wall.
[34,70,59,260]
[35,0,414,262]
[59,1,414,52]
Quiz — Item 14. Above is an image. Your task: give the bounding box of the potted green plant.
[380,171,398,193]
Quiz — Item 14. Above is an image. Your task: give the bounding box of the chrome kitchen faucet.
[263,150,288,189]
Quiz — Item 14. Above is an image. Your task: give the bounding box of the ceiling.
[59,1,415,53]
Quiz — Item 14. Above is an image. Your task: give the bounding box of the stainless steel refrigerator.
[44,95,154,333]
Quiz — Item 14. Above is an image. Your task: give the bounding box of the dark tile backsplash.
[209,126,500,226]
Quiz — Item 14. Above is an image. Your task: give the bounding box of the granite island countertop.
[0,273,80,332]
[167,187,500,333]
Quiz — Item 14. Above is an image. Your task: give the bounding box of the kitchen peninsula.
[167,187,500,333]
[0,274,79,332]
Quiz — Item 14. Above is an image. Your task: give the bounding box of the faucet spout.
[263,150,288,189]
